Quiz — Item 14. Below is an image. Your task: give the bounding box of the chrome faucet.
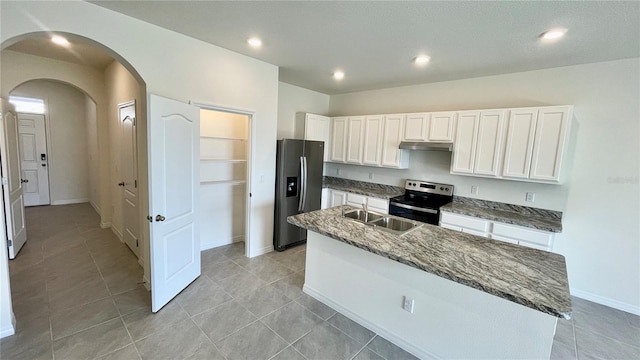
[362,202,368,222]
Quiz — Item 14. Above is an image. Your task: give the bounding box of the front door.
[148,94,200,312]
[0,108,27,258]
[17,113,50,206]
[119,101,140,258]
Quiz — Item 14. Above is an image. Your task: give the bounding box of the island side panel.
[304,231,557,359]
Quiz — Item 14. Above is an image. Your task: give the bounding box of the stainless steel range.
[388,180,454,225]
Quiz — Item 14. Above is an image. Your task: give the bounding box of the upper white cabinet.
[296,113,331,162]
[502,108,538,179]
[428,111,456,142]
[381,114,410,169]
[402,113,430,141]
[451,111,480,174]
[330,117,348,162]
[362,115,384,166]
[474,110,505,177]
[501,106,572,182]
[529,106,572,182]
[346,116,366,164]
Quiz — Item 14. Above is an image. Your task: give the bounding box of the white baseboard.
[111,226,123,242]
[200,235,244,252]
[303,284,435,360]
[51,198,89,205]
[138,257,144,268]
[0,312,16,339]
[571,288,640,316]
[143,275,151,291]
[89,201,101,215]
[249,244,273,258]
[100,222,111,229]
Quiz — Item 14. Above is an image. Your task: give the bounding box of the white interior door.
[119,101,140,258]
[148,94,200,312]
[0,108,27,259]
[17,113,50,206]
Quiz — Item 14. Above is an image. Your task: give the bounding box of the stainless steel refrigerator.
[274,139,324,251]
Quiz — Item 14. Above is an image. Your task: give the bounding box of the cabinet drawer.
[440,223,462,232]
[492,222,553,246]
[518,241,551,251]
[346,193,367,207]
[490,234,519,245]
[440,212,490,232]
[462,228,489,238]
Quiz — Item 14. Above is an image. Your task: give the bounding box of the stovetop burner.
[388,180,454,225]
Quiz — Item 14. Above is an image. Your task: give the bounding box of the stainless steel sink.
[342,209,384,222]
[369,217,421,233]
[341,208,422,235]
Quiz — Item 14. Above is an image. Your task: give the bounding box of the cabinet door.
[381,114,409,168]
[330,117,348,162]
[367,197,388,214]
[450,111,479,174]
[305,114,331,162]
[529,106,571,182]
[362,115,384,166]
[320,188,329,209]
[473,110,506,177]
[346,116,365,164]
[402,113,429,141]
[346,192,367,207]
[329,190,346,207]
[502,109,538,179]
[428,111,456,142]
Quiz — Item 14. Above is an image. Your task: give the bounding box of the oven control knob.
[445,187,450,191]
[440,187,443,190]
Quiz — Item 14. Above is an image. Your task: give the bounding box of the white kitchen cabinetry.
[329,189,347,207]
[330,117,348,162]
[366,197,389,213]
[529,106,572,182]
[428,111,456,142]
[296,113,331,162]
[346,192,367,208]
[450,110,506,177]
[502,108,538,179]
[346,116,366,164]
[321,188,329,209]
[440,211,554,251]
[362,115,384,166]
[402,113,430,141]
[380,114,410,169]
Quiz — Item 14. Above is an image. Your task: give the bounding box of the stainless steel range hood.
[399,141,453,151]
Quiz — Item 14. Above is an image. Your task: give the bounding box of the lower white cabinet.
[327,189,388,214]
[321,188,329,209]
[440,211,554,251]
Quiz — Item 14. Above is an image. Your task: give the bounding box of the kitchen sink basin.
[341,208,421,235]
[369,217,421,233]
[342,209,384,222]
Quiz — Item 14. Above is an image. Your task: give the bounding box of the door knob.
[118,182,125,187]
[155,215,166,222]
[20,179,28,183]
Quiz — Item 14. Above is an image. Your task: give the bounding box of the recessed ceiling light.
[333,71,345,80]
[247,37,262,48]
[51,35,70,47]
[414,55,431,65]
[540,28,567,41]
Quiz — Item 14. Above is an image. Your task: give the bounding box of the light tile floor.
[1,203,638,359]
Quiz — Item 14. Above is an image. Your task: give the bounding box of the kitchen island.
[288,206,572,359]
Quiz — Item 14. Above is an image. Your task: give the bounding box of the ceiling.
[8,1,640,95]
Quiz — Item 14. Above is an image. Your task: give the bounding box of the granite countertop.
[322,177,404,199]
[288,206,572,319]
[441,198,563,233]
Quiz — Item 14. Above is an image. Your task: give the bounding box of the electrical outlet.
[402,296,415,313]
[471,185,478,195]
[526,192,535,202]
[369,172,374,180]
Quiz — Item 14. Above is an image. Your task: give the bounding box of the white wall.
[11,80,90,204]
[325,58,640,313]
[0,100,15,338]
[1,0,280,301]
[85,95,100,212]
[277,82,330,139]
[105,60,144,239]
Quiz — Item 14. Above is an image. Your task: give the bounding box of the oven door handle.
[390,202,438,214]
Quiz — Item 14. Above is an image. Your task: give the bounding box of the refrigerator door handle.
[298,156,306,212]
[302,156,308,210]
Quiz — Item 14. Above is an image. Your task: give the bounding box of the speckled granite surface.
[289,206,572,319]
[322,176,404,199]
[441,197,563,232]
